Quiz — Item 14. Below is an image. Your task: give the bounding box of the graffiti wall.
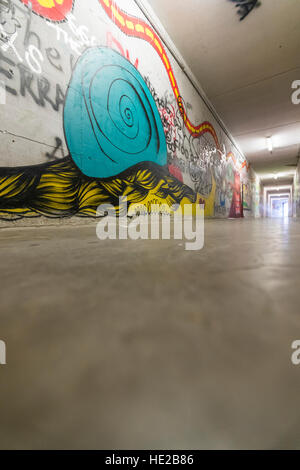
[0,0,253,220]
[293,160,300,218]
[250,169,261,218]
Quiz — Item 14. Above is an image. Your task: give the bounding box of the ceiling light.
[266,137,273,153]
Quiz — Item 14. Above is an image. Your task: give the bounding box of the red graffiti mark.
[106,32,139,69]
[98,0,250,172]
[168,164,183,183]
[229,172,242,218]
[20,0,74,22]
[159,104,178,153]
[159,104,176,129]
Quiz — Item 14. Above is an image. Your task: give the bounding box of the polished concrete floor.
[0,217,300,449]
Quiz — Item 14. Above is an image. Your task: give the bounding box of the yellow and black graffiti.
[0,157,202,220]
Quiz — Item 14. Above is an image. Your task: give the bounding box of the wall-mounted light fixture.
[266,136,273,153]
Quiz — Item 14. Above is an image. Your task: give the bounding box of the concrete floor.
[0,218,300,449]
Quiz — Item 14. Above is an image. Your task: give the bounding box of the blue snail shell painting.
[63,47,167,178]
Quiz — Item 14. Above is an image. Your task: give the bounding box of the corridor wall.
[0,0,254,220]
[293,160,300,217]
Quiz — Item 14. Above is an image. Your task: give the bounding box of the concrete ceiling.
[147,0,300,178]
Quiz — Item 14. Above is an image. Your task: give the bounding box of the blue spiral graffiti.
[63,47,167,178]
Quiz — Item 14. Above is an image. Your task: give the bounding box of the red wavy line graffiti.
[98,0,250,172]
[98,0,221,147]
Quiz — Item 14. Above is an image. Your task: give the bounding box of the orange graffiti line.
[227,152,236,163]
[241,160,251,171]
[227,152,250,173]
[98,0,250,171]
